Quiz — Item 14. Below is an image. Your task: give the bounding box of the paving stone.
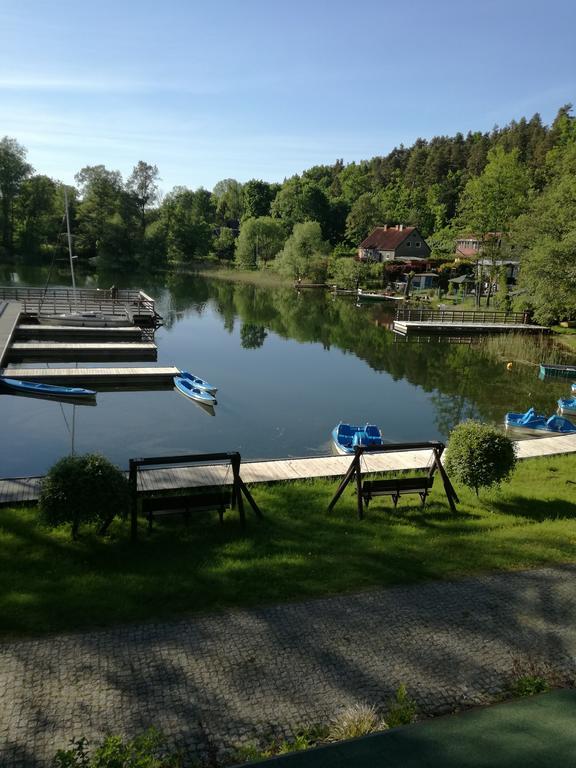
[1,566,576,766]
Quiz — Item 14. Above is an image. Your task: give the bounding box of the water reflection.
[0,267,573,476]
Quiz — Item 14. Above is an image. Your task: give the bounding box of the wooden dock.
[0,301,22,366]
[15,324,143,341]
[7,342,158,362]
[0,366,179,387]
[393,320,548,336]
[1,433,575,507]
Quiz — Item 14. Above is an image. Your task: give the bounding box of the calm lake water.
[0,267,572,476]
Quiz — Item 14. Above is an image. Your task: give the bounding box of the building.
[358,225,431,263]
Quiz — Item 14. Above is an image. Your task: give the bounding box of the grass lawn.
[1,454,575,637]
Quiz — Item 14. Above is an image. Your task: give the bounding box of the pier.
[0,366,179,387]
[7,342,158,362]
[393,307,549,336]
[1,432,575,507]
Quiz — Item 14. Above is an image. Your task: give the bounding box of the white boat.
[37,311,132,327]
[37,191,133,328]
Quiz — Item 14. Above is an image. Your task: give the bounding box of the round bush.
[444,421,517,496]
[39,453,129,538]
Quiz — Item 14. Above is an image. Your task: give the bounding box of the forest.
[0,105,575,324]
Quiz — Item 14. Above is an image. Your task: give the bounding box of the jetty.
[1,432,575,507]
[393,308,548,336]
[0,366,179,387]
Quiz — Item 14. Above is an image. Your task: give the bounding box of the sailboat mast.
[64,189,77,306]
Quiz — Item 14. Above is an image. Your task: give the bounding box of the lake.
[0,267,572,477]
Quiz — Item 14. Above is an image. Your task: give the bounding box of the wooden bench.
[362,476,434,508]
[141,489,232,533]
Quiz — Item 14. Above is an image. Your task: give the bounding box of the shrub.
[386,684,417,728]
[327,703,387,742]
[510,675,551,698]
[444,421,517,496]
[39,453,129,539]
[53,729,181,768]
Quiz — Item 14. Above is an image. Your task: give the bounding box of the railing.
[395,307,530,325]
[0,287,156,318]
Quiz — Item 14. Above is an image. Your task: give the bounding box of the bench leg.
[392,493,399,508]
[147,512,153,535]
[218,507,224,525]
[419,491,428,507]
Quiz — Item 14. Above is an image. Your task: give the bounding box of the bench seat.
[362,475,434,508]
[141,490,232,532]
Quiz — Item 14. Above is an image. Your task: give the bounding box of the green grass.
[1,455,576,637]
[198,266,292,287]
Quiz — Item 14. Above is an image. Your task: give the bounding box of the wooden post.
[129,459,139,542]
[355,451,364,520]
[231,453,246,529]
[433,448,459,513]
[327,455,359,513]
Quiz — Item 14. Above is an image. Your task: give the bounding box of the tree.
[0,136,33,254]
[13,175,60,259]
[211,226,236,261]
[444,421,516,496]
[345,193,381,244]
[243,179,278,219]
[235,216,286,269]
[126,161,160,233]
[160,187,214,263]
[74,165,125,260]
[213,178,244,223]
[274,220,330,280]
[458,146,531,305]
[271,178,331,237]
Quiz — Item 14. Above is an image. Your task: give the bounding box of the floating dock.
[0,366,179,387]
[0,301,22,367]
[1,433,575,507]
[7,342,158,362]
[393,320,549,336]
[15,324,144,341]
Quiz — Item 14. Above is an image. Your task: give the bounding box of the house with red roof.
[358,225,431,263]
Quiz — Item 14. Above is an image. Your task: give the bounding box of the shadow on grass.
[491,495,576,522]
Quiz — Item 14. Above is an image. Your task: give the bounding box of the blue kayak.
[0,376,96,398]
[505,407,576,433]
[174,376,217,405]
[179,370,217,395]
[332,423,383,454]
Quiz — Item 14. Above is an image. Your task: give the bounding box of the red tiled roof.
[359,226,416,251]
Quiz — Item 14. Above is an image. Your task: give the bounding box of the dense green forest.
[0,105,575,323]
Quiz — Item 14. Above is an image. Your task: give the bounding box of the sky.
[1,0,575,194]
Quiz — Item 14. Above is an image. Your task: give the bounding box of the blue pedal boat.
[505,407,576,433]
[179,370,217,395]
[332,423,384,455]
[0,376,96,399]
[174,376,218,405]
[558,396,576,415]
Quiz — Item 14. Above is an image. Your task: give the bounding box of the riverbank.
[197,265,292,287]
[1,453,575,637]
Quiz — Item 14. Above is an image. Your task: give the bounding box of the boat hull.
[174,377,217,405]
[0,376,96,398]
[505,410,576,433]
[539,363,576,379]
[558,396,576,415]
[38,312,132,328]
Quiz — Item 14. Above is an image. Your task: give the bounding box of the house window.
[415,242,420,247]
[406,241,411,246]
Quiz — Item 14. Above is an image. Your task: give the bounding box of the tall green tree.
[274,220,330,280]
[126,161,160,233]
[0,136,33,255]
[213,178,244,223]
[235,216,286,269]
[271,178,331,237]
[243,179,278,219]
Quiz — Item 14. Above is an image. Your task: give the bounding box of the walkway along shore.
[1,432,576,507]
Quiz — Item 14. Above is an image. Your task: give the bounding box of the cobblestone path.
[1,566,575,766]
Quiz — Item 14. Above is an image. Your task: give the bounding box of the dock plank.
[0,366,178,387]
[1,435,575,507]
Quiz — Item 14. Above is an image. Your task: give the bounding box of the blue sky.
[1,0,574,193]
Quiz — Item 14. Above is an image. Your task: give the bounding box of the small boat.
[357,289,404,303]
[558,396,576,415]
[539,363,576,379]
[505,407,576,433]
[332,422,384,454]
[174,376,217,405]
[0,376,96,399]
[179,370,217,394]
[37,311,132,328]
